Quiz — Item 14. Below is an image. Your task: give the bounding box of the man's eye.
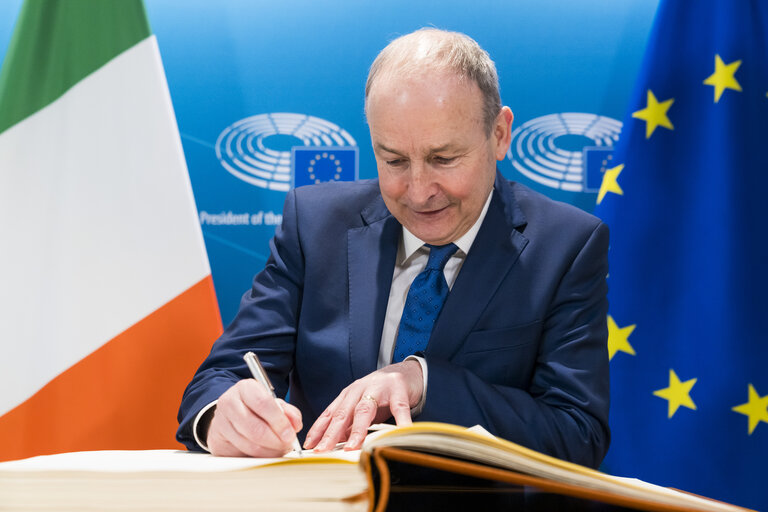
[386,159,406,167]
[433,156,456,165]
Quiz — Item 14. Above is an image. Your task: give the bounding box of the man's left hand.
[303,360,423,451]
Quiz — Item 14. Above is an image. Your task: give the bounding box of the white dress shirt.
[377,189,494,413]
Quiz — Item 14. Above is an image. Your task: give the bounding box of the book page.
[0,448,359,473]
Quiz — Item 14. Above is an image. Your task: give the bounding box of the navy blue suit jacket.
[177,172,610,468]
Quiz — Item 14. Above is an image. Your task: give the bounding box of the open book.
[0,422,754,512]
[359,422,755,512]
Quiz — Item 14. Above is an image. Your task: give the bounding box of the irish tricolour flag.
[0,1,222,460]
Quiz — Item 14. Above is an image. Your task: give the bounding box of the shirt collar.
[401,187,494,262]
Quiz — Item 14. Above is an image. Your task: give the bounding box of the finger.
[208,432,245,457]
[215,409,287,457]
[313,407,352,452]
[304,391,346,449]
[313,392,360,452]
[207,413,246,457]
[277,399,303,433]
[388,388,413,427]
[304,409,331,449]
[238,379,297,446]
[344,396,379,450]
[208,401,271,457]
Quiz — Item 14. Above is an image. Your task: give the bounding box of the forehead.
[366,71,486,148]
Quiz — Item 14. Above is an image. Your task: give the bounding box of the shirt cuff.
[192,400,218,453]
[404,355,427,416]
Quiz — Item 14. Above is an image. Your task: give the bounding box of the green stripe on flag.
[0,0,151,136]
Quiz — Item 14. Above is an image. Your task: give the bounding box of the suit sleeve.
[419,221,610,469]
[175,190,304,451]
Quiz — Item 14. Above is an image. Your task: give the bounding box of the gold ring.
[361,395,378,408]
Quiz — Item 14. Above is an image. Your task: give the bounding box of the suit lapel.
[347,195,399,379]
[427,175,529,360]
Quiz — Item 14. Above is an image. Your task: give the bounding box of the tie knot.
[424,243,459,271]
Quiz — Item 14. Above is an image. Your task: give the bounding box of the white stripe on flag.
[0,36,209,416]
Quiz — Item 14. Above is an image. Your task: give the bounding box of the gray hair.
[364,28,502,135]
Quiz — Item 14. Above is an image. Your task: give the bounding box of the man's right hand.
[206,379,303,457]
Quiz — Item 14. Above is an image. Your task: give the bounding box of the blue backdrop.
[0,1,658,322]
[7,0,661,324]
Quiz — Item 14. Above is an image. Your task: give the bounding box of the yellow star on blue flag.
[653,369,697,418]
[732,384,768,435]
[632,90,674,138]
[606,315,635,360]
[703,54,742,103]
[596,164,624,205]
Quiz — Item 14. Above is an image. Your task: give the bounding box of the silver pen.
[243,351,303,457]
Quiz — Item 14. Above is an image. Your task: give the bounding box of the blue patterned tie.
[392,243,459,363]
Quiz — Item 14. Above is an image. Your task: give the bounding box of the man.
[177,28,610,469]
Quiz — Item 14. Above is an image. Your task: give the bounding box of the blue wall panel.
[0,0,659,323]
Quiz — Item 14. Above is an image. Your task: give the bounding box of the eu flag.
[595,2,768,510]
[292,146,358,188]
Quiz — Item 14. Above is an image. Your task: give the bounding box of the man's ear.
[493,107,514,161]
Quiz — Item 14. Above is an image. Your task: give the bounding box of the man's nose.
[407,163,438,206]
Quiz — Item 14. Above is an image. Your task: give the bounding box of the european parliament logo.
[292,147,358,188]
[215,113,358,191]
[506,113,622,196]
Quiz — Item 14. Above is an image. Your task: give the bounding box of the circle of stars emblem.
[307,152,343,184]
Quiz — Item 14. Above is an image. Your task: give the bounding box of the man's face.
[367,71,513,246]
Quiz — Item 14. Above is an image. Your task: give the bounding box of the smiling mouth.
[413,206,448,216]
[413,206,448,215]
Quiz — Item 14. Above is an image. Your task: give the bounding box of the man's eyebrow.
[374,143,462,155]
[373,143,403,155]
[427,144,459,154]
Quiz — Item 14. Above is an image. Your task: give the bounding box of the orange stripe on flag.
[0,276,222,462]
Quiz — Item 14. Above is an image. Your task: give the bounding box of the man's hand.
[207,379,302,457]
[304,360,423,452]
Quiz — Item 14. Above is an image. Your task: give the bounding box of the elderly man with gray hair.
[177,28,611,470]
